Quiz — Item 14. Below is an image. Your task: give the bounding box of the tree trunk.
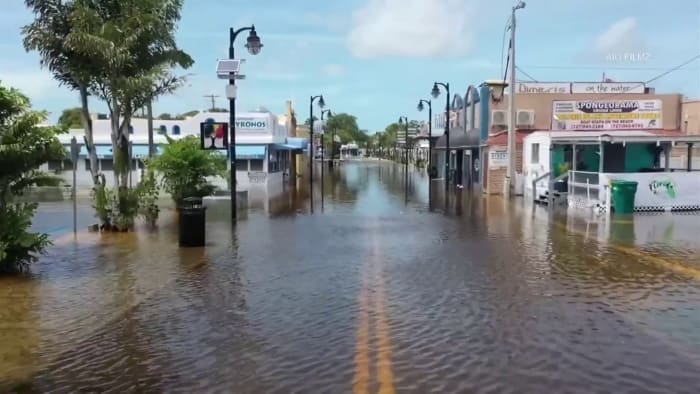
[110,96,120,188]
[147,100,154,158]
[79,85,99,185]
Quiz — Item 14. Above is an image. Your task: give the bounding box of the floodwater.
[3,160,700,393]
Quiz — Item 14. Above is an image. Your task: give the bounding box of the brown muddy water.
[2,160,700,393]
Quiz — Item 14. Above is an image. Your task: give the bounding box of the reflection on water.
[3,160,700,392]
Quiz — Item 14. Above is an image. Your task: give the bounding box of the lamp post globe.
[245,26,263,55]
[417,101,424,112]
[318,96,325,108]
[431,83,440,98]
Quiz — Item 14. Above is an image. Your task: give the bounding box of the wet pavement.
[3,160,700,393]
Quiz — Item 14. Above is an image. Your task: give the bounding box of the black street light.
[399,116,409,204]
[418,98,433,208]
[417,99,433,174]
[228,25,263,221]
[321,109,332,210]
[309,94,325,213]
[431,82,450,194]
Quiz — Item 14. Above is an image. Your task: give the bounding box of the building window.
[128,125,134,134]
[48,160,63,171]
[172,125,181,135]
[532,143,540,164]
[100,159,114,171]
[85,159,91,171]
[158,125,167,135]
[250,159,263,171]
[235,160,248,171]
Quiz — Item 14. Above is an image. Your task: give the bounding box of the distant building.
[48,106,308,194]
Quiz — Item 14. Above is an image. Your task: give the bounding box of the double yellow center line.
[353,224,395,394]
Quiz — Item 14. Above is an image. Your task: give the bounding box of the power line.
[515,66,538,82]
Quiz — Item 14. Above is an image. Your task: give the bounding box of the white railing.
[568,171,602,209]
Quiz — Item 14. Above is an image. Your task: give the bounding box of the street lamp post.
[228,25,263,220]
[417,99,432,207]
[432,82,450,211]
[321,109,332,211]
[417,99,433,173]
[309,94,325,213]
[505,1,526,198]
[399,116,409,204]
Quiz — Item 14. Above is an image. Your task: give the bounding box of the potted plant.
[553,162,570,192]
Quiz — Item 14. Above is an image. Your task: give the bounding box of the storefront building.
[432,80,688,195]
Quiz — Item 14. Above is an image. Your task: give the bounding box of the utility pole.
[204,94,220,111]
[505,0,526,198]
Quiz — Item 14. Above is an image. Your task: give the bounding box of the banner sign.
[488,150,507,168]
[235,118,267,130]
[200,122,229,150]
[571,82,645,94]
[551,99,662,130]
[516,82,570,94]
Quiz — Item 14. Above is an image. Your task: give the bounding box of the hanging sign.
[488,150,507,168]
[200,122,229,150]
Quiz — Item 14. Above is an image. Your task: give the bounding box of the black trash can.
[179,197,206,247]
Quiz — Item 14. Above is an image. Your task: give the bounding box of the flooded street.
[3,160,700,393]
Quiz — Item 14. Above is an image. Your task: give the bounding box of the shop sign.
[516,82,570,94]
[488,150,507,168]
[235,118,267,130]
[570,82,645,94]
[551,99,662,130]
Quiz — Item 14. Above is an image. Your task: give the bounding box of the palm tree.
[64,0,193,189]
[22,0,100,184]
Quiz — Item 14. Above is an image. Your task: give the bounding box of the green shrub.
[149,135,227,207]
[0,82,65,273]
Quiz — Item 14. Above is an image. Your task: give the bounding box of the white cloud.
[591,17,649,62]
[321,64,346,77]
[347,0,476,58]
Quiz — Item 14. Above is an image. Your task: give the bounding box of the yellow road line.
[373,236,395,394]
[353,223,395,394]
[353,266,370,394]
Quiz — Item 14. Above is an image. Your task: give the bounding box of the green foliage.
[92,169,161,230]
[0,82,65,273]
[325,113,368,145]
[158,113,172,120]
[58,107,83,129]
[180,110,199,118]
[149,135,226,207]
[136,167,160,226]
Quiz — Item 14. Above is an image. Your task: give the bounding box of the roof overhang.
[548,130,700,145]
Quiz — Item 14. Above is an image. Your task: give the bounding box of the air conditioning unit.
[516,110,535,127]
[491,110,507,126]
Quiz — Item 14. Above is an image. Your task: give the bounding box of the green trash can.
[610,180,638,214]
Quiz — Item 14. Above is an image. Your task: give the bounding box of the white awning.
[548,130,700,145]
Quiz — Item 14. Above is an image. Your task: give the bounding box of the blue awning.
[131,145,163,158]
[274,144,303,151]
[235,145,266,159]
[65,144,163,159]
[64,145,113,158]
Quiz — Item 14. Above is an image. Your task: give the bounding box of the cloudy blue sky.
[1,0,699,131]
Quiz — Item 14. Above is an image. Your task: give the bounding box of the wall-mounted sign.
[516,82,570,94]
[235,118,268,130]
[488,150,507,168]
[552,99,662,130]
[200,122,229,150]
[570,82,645,94]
